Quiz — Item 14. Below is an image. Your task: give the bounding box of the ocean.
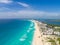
[0,19,60,45]
[0,19,35,45]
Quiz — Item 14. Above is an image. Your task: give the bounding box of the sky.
[0,0,60,19]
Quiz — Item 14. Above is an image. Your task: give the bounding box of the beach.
[32,20,43,45]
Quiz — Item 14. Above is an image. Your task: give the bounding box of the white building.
[43,28,54,35]
[54,31,60,35]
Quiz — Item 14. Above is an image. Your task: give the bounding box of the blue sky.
[0,0,60,19]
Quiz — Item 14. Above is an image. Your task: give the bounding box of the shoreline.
[31,20,60,45]
[31,20,43,45]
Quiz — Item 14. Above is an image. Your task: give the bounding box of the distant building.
[43,28,54,35]
[54,31,60,35]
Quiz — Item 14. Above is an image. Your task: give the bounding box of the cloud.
[17,10,59,17]
[0,7,10,11]
[0,0,12,4]
[18,2,30,8]
[0,10,59,19]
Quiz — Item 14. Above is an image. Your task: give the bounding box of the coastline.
[31,20,43,45]
[31,20,60,45]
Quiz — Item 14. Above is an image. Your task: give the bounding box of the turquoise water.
[0,19,35,45]
[1,19,60,45]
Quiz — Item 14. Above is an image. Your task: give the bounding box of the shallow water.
[0,19,35,45]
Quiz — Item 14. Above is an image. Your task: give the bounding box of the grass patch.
[47,38,56,45]
[57,38,60,44]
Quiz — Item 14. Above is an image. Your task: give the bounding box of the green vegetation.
[47,38,55,42]
[47,24,60,32]
[57,38,60,44]
[54,27,60,32]
[46,37,60,45]
[47,38,56,45]
[47,24,60,28]
[48,39,55,42]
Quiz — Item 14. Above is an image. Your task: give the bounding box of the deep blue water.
[0,19,35,45]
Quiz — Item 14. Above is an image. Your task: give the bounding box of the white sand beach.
[32,20,43,45]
